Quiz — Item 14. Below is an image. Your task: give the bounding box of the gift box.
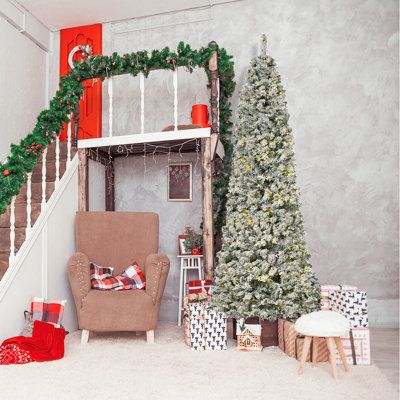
[278,319,299,358]
[320,284,357,311]
[227,318,235,339]
[188,279,212,294]
[205,305,227,350]
[295,337,329,362]
[328,290,368,328]
[189,302,206,350]
[183,293,209,348]
[335,328,371,365]
[184,294,227,351]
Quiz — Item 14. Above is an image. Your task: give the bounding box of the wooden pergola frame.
[76,50,220,279]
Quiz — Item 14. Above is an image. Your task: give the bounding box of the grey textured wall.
[99,0,399,326]
[115,154,203,321]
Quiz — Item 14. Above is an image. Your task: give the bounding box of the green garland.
[0,41,235,230]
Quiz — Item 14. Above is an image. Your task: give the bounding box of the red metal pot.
[191,104,211,128]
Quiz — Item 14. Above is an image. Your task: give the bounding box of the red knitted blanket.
[0,320,66,364]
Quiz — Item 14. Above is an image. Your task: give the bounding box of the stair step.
[15,182,55,204]
[31,160,67,183]
[0,227,26,254]
[0,251,9,263]
[0,261,7,280]
[0,203,42,228]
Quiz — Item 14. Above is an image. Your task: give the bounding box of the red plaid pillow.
[31,297,66,327]
[90,263,120,289]
[91,261,146,291]
[115,261,146,290]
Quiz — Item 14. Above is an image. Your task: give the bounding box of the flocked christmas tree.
[213,36,320,321]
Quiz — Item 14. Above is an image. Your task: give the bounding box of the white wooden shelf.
[78,128,211,149]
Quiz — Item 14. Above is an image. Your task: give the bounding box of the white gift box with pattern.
[188,303,206,350]
[204,305,227,350]
[188,302,227,351]
[335,328,371,365]
[320,285,357,311]
[328,290,368,328]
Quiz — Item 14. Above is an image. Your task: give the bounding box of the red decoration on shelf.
[191,104,211,128]
[3,170,10,177]
[191,248,201,255]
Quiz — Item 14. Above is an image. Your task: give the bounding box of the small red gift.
[187,279,212,294]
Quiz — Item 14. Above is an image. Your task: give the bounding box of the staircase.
[0,141,76,280]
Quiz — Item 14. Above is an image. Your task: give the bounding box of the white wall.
[0,6,51,162]
[0,159,78,341]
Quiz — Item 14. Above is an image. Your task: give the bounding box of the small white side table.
[177,255,203,326]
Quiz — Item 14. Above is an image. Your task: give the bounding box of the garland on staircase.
[0,41,235,230]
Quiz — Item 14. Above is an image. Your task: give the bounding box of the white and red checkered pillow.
[90,261,146,291]
[31,297,66,327]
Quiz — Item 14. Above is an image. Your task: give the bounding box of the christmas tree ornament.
[3,170,10,177]
[213,35,320,321]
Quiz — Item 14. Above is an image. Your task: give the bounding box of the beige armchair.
[67,211,170,344]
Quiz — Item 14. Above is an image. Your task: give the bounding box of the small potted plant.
[184,227,203,255]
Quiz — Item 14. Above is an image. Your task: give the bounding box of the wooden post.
[201,137,214,280]
[78,149,89,211]
[73,105,80,147]
[208,47,219,160]
[105,160,115,211]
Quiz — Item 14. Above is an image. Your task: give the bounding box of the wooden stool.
[294,311,350,379]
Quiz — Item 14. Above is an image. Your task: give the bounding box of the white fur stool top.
[294,311,349,337]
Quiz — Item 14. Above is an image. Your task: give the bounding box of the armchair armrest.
[67,252,91,310]
[145,253,170,304]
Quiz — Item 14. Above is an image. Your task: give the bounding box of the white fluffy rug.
[0,322,397,400]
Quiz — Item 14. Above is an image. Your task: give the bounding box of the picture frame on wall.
[168,163,192,202]
[178,234,191,255]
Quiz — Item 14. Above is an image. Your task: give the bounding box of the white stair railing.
[106,68,180,137]
[67,116,72,167]
[55,136,60,185]
[7,124,77,269]
[140,73,144,134]
[41,148,47,210]
[9,196,16,264]
[109,77,113,137]
[173,68,178,131]
[26,173,32,235]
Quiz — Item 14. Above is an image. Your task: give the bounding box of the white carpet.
[0,322,397,400]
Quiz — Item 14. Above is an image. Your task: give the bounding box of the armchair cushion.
[80,290,156,331]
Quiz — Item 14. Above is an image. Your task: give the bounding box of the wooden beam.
[87,148,112,167]
[78,149,89,211]
[105,161,115,211]
[208,49,220,160]
[201,137,214,280]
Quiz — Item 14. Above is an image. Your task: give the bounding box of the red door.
[59,24,102,141]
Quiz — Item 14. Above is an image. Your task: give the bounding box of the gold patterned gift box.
[278,319,298,358]
[295,337,329,362]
